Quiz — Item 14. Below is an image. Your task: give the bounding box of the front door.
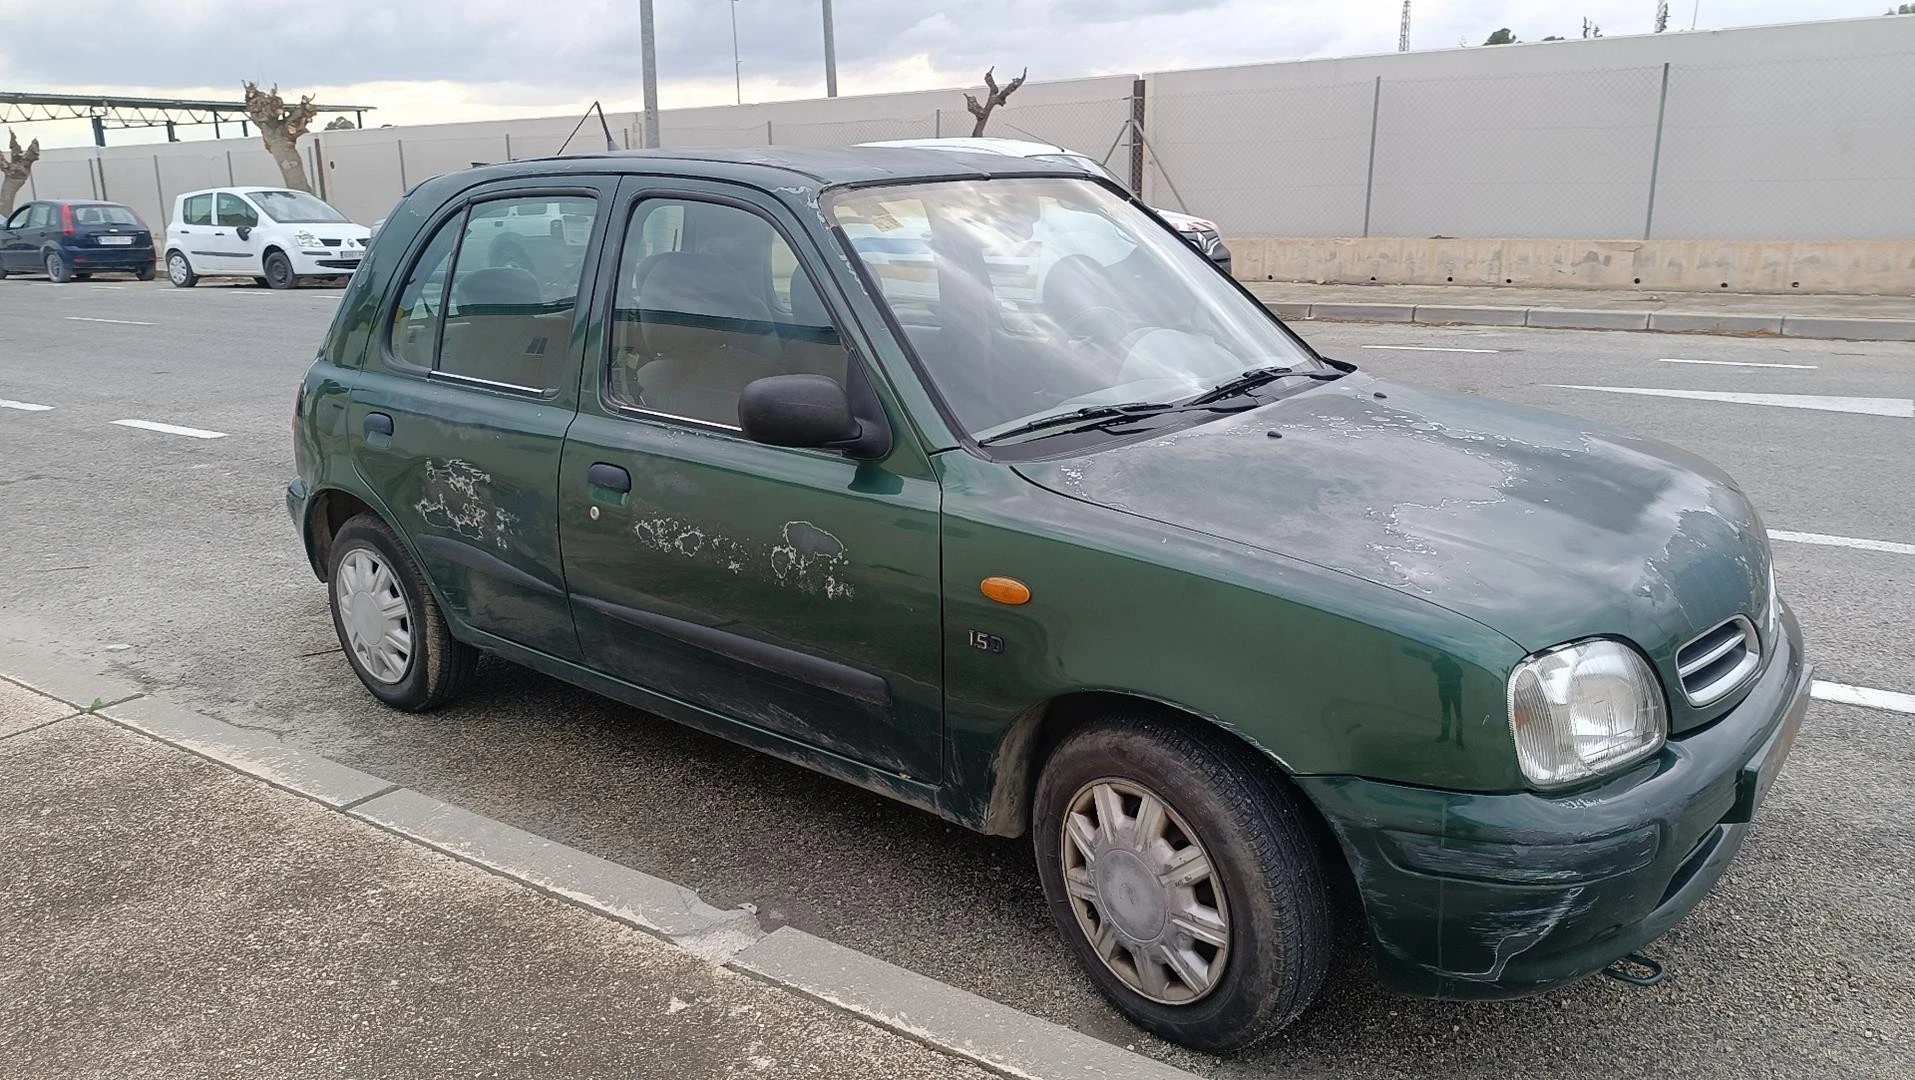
[348,179,614,660]
[208,192,265,275]
[0,203,35,271]
[558,181,945,781]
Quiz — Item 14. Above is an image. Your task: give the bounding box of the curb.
[0,640,1201,1080]
[1267,300,1915,341]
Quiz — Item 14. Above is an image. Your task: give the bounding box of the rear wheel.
[134,263,156,282]
[1033,715,1332,1052]
[326,514,477,711]
[72,272,92,281]
[166,251,198,288]
[44,251,72,283]
[263,250,297,290]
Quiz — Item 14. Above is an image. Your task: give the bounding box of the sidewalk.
[0,670,1189,1080]
[1243,281,1915,341]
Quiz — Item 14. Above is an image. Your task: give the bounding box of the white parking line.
[65,316,155,326]
[110,419,228,440]
[1551,385,1913,418]
[1659,358,1819,370]
[1771,530,1915,556]
[0,399,55,412]
[1813,681,1915,715]
[1362,344,1501,354]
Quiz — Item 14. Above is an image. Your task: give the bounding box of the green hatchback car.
[290,148,1811,1051]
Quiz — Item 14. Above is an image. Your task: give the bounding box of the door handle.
[363,412,394,438]
[587,463,631,494]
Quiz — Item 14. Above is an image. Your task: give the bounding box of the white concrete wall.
[1143,15,1915,242]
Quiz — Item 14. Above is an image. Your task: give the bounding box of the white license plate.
[98,235,134,246]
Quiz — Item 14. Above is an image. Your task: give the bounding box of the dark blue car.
[0,199,156,283]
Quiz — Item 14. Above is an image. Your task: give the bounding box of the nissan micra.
[289,147,1811,1052]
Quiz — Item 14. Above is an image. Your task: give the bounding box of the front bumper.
[288,250,363,275]
[1300,605,1811,1000]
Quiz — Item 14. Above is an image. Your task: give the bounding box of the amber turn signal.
[980,577,1032,605]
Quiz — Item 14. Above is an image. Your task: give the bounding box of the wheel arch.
[302,487,378,582]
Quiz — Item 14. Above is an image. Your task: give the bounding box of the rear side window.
[27,203,54,228]
[215,193,259,228]
[182,194,213,226]
[607,198,845,427]
[386,194,600,391]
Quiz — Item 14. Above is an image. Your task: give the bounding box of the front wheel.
[1033,716,1332,1052]
[166,251,198,288]
[263,250,297,290]
[326,514,478,711]
[44,251,72,283]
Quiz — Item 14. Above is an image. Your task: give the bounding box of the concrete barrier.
[1228,237,1915,297]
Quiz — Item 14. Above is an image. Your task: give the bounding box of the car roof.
[860,137,1072,159]
[443,145,1087,190]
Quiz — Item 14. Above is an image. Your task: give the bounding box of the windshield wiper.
[1182,365,1342,407]
[978,403,1177,446]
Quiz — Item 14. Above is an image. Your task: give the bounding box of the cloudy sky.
[0,0,1876,147]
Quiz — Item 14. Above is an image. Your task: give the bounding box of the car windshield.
[247,189,349,224]
[831,177,1321,442]
[73,204,140,226]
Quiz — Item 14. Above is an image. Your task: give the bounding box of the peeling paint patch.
[417,459,517,551]
[630,514,855,599]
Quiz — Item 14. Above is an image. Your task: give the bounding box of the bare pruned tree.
[1,129,42,216]
[964,66,1028,137]
[243,81,320,193]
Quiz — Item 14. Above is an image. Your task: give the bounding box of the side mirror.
[739,374,889,459]
[236,226,252,241]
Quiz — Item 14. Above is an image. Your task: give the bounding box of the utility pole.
[821,0,839,97]
[729,0,742,105]
[640,0,660,148]
[1398,0,1411,52]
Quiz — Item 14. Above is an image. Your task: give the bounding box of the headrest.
[635,252,774,356]
[455,266,543,312]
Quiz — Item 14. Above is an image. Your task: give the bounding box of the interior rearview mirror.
[739,374,888,459]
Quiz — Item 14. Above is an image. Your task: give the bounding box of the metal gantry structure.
[1398,0,1411,52]
[0,92,374,146]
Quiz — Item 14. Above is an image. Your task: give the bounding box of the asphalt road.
[3,277,1912,1078]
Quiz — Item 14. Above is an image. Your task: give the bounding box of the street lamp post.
[821,0,838,97]
[729,0,742,105]
[640,0,661,148]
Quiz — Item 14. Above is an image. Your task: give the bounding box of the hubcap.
[169,255,188,284]
[335,548,413,684]
[1061,779,1230,1005]
[46,254,62,278]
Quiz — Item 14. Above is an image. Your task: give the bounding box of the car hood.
[1013,372,1770,658]
[1153,208,1212,231]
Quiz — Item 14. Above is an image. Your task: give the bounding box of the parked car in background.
[289,147,1809,1053]
[863,137,1233,274]
[0,199,155,282]
[163,187,370,289]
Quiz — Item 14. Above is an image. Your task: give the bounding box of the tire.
[1032,715,1332,1053]
[44,250,72,283]
[166,251,198,288]
[263,250,297,290]
[73,272,92,281]
[326,514,478,711]
[252,277,270,288]
[135,263,156,282]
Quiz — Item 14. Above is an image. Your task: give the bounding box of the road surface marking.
[1362,344,1501,354]
[0,399,54,412]
[1771,530,1915,556]
[1813,681,1915,715]
[1659,358,1818,370]
[1551,385,1912,418]
[110,419,227,439]
[64,316,154,326]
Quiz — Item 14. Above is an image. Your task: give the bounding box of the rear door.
[556,178,946,781]
[347,177,613,660]
[0,203,33,271]
[172,193,217,270]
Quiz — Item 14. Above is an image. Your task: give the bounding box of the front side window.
[215,193,259,228]
[182,194,213,226]
[832,178,1321,447]
[607,198,845,427]
[247,189,348,224]
[5,205,31,229]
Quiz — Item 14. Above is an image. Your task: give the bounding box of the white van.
[163,188,371,289]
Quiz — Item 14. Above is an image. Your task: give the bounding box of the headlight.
[1508,639,1667,788]
[294,230,322,248]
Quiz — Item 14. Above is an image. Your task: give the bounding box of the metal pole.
[504,131,513,160]
[766,120,774,145]
[397,139,408,189]
[152,155,164,219]
[821,0,839,97]
[640,0,661,148]
[1129,79,1146,195]
[214,116,222,139]
[226,150,235,186]
[934,108,941,138]
[1643,62,1672,240]
[730,0,743,105]
[1361,75,1382,238]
